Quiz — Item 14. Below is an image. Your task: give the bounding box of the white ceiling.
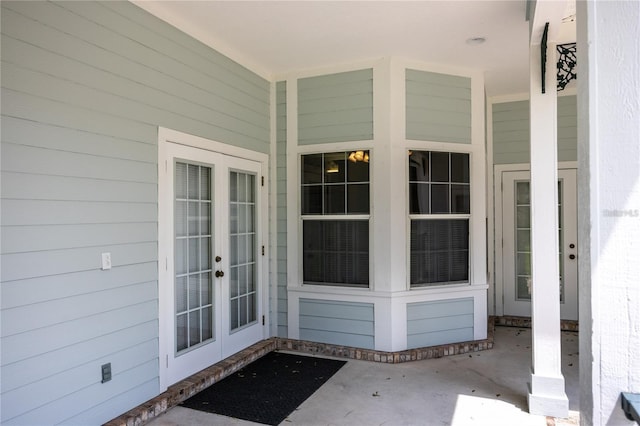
[135,1,575,97]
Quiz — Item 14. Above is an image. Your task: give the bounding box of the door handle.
[569,254,576,260]
[215,270,224,278]
[215,256,222,262]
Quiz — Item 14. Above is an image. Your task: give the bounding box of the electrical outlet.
[101,252,111,270]
[101,363,112,383]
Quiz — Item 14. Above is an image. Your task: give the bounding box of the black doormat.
[180,351,346,425]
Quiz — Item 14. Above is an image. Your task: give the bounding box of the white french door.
[500,168,578,320]
[159,141,264,390]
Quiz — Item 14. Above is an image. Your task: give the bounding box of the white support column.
[527,4,569,417]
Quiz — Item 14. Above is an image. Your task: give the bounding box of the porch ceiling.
[134,1,576,97]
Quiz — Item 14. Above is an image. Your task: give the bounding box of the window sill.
[288,282,489,298]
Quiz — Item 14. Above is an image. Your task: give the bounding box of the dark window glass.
[410,219,469,286]
[409,151,429,182]
[409,151,469,215]
[430,152,450,182]
[302,186,322,214]
[431,184,450,214]
[302,154,323,184]
[451,184,470,214]
[347,154,370,182]
[409,182,430,214]
[303,220,369,287]
[324,185,346,214]
[347,184,370,214]
[451,153,470,183]
[301,151,370,216]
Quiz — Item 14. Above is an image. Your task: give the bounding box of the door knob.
[569,254,576,260]
[215,256,222,262]
[569,243,575,249]
[215,270,224,278]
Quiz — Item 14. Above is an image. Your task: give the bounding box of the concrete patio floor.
[148,327,580,426]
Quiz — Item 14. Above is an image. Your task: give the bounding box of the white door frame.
[493,161,577,318]
[158,128,269,391]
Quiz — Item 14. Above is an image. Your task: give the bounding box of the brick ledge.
[495,315,579,332]
[105,317,495,426]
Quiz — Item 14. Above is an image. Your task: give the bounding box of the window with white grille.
[408,151,470,287]
[301,151,370,287]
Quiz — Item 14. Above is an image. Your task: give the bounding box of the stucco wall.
[577,1,640,424]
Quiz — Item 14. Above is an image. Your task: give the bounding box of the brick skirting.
[495,315,579,332]
[104,318,495,426]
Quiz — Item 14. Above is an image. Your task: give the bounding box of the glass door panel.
[229,171,257,331]
[513,180,564,302]
[174,162,214,353]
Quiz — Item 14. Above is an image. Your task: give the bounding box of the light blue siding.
[492,96,577,164]
[0,1,269,424]
[298,69,373,144]
[276,81,288,338]
[407,298,474,348]
[299,299,375,349]
[557,95,578,162]
[406,69,472,143]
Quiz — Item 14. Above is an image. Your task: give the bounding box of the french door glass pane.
[515,181,532,300]
[229,171,257,331]
[514,180,564,301]
[175,162,214,354]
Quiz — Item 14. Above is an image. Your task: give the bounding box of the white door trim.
[493,161,577,319]
[158,128,269,392]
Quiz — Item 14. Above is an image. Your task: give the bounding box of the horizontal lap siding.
[0,1,269,425]
[298,69,374,145]
[276,81,288,337]
[407,298,474,348]
[493,96,577,164]
[299,299,375,349]
[493,100,530,164]
[406,69,472,144]
[557,95,577,162]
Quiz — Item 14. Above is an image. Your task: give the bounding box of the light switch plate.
[101,252,112,270]
[101,363,112,383]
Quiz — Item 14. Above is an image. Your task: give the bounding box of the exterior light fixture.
[348,150,369,163]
